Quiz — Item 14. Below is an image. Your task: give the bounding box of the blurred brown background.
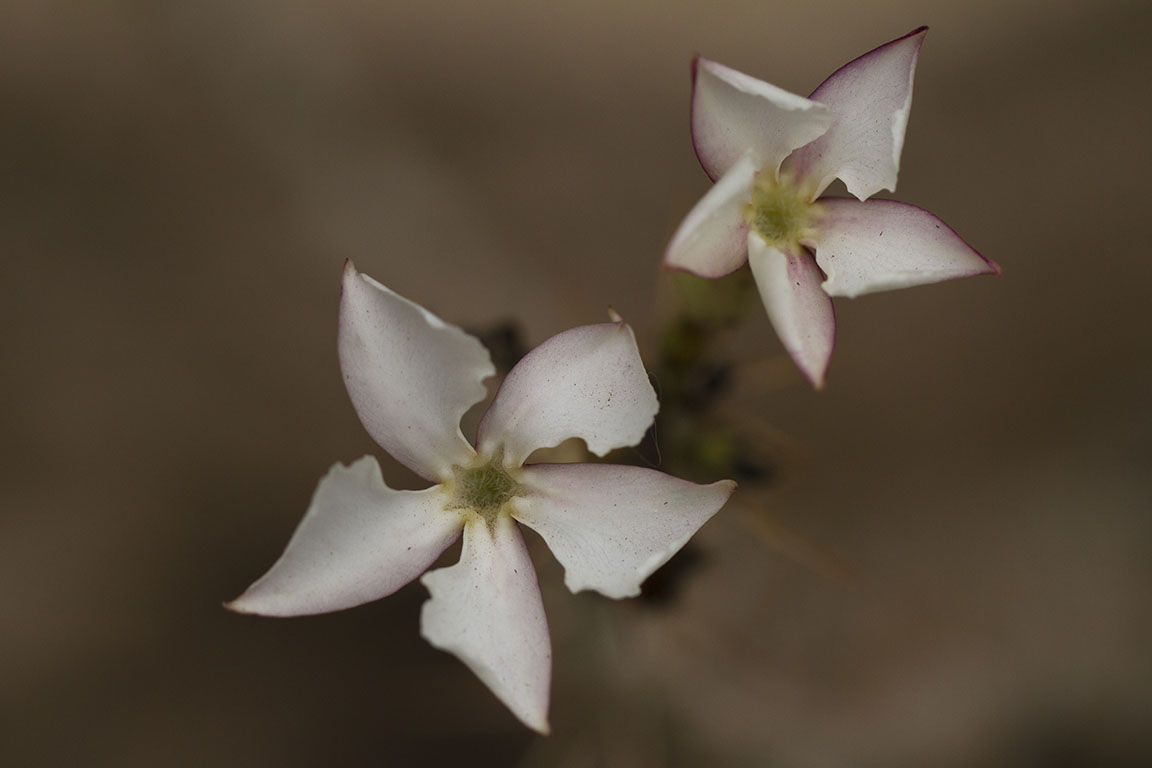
[2,1,1149,766]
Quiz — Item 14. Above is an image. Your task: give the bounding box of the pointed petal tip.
[904,27,929,57]
[663,239,715,275]
[797,349,831,391]
[796,360,828,390]
[342,258,359,280]
[341,260,357,294]
[692,56,719,77]
[341,259,371,300]
[967,254,1002,279]
[221,594,279,617]
[888,26,929,59]
[811,341,833,390]
[221,596,297,617]
[857,25,930,67]
[882,27,929,50]
[692,56,727,86]
[661,256,717,278]
[664,235,748,279]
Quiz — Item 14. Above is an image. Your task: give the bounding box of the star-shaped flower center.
[447,455,522,521]
[744,172,819,248]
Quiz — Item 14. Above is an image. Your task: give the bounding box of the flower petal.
[420,515,551,734]
[785,27,928,200]
[512,464,735,599]
[664,152,756,277]
[227,456,463,617]
[811,198,1000,298]
[340,261,495,482]
[691,57,832,181]
[476,322,658,467]
[747,233,836,389]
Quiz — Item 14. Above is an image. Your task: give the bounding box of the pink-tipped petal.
[513,464,735,599]
[811,198,999,298]
[476,322,658,467]
[785,27,928,201]
[665,152,756,277]
[420,515,551,734]
[691,57,832,182]
[226,457,463,617]
[747,234,836,389]
[339,262,495,482]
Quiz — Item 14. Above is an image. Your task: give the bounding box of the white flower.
[665,27,1000,388]
[228,262,735,733]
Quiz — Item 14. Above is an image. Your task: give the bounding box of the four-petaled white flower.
[228,262,735,733]
[665,27,1000,388]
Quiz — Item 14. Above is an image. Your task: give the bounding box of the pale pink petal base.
[664,152,756,277]
[477,322,658,467]
[812,198,1000,298]
[785,27,928,201]
[420,515,552,734]
[340,262,494,482]
[692,57,832,181]
[747,234,836,389]
[513,464,735,599]
[227,457,463,617]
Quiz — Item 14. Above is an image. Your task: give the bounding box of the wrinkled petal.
[420,515,551,733]
[691,57,833,182]
[747,233,836,389]
[512,464,735,599]
[476,322,658,467]
[811,198,1000,298]
[340,261,495,482]
[785,27,927,201]
[664,152,756,277]
[227,456,463,617]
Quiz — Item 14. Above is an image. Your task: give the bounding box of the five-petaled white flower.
[665,27,1000,388]
[228,262,735,733]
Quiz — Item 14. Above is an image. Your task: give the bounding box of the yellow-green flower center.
[447,455,520,520]
[745,173,816,248]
